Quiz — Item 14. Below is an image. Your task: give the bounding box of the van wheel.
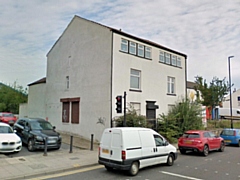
[167,154,174,166]
[105,165,113,171]
[129,161,139,176]
[203,145,209,156]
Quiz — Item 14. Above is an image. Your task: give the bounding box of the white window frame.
[159,51,164,63]
[129,41,136,55]
[165,52,170,64]
[145,47,151,59]
[177,57,181,67]
[121,39,128,52]
[130,69,141,90]
[137,44,144,57]
[171,55,177,66]
[167,76,175,94]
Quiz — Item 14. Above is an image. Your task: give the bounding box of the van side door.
[154,135,168,164]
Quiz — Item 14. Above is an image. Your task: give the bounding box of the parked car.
[99,127,177,176]
[0,112,17,126]
[220,128,240,147]
[178,130,225,156]
[13,118,61,151]
[0,122,22,153]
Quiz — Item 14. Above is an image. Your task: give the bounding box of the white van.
[98,127,178,176]
[218,108,240,119]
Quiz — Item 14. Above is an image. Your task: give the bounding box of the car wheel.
[180,149,186,154]
[105,165,113,171]
[238,141,240,147]
[203,145,209,156]
[219,141,225,152]
[128,161,139,176]
[28,139,35,152]
[167,154,174,166]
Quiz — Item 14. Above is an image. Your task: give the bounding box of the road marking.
[29,165,103,180]
[160,171,204,180]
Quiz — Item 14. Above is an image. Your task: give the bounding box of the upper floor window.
[177,57,181,67]
[137,44,144,57]
[145,47,151,59]
[171,55,177,66]
[159,51,164,63]
[165,52,170,64]
[130,69,141,90]
[121,39,128,52]
[129,41,136,55]
[167,76,175,94]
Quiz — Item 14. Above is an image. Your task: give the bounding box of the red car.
[0,112,17,126]
[178,130,225,156]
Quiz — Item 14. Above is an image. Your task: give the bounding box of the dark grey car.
[13,118,61,151]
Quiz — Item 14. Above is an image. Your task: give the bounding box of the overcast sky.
[0,0,239,91]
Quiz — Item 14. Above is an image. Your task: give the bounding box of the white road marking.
[160,171,204,180]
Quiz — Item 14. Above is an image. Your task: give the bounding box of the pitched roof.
[47,15,187,58]
[28,77,46,86]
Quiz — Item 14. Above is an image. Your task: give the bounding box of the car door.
[209,131,220,149]
[203,132,215,150]
[22,121,31,143]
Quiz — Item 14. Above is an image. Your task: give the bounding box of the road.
[32,145,240,180]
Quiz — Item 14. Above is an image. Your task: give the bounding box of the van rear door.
[100,129,122,161]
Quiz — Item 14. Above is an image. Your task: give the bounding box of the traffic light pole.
[124,91,126,127]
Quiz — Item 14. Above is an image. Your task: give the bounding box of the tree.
[194,76,229,108]
[157,97,204,142]
[0,82,28,114]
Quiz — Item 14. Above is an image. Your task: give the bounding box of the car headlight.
[16,140,21,144]
[35,135,44,141]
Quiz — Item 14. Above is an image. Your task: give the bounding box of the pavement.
[0,132,178,180]
[0,133,100,180]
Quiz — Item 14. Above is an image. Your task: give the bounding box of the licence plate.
[184,140,192,144]
[102,149,109,154]
[225,140,231,143]
[48,140,56,144]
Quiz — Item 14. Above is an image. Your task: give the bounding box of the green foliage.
[0,82,28,114]
[194,76,229,108]
[157,98,204,142]
[207,120,240,129]
[114,107,147,127]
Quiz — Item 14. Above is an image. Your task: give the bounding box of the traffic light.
[116,96,122,113]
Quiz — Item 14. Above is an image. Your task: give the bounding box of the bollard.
[43,137,48,156]
[90,134,94,151]
[69,135,73,153]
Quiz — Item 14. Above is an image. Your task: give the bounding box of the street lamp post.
[228,56,234,129]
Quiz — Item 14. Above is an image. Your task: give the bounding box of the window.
[145,47,151,59]
[159,51,164,63]
[129,41,136,55]
[60,97,80,124]
[130,102,141,115]
[165,52,170,64]
[168,104,175,111]
[167,76,175,94]
[130,69,141,90]
[66,76,69,89]
[121,39,128,52]
[177,57,181,67]
[137,44,144,57]
[154,135,164,146]
[171,55,177,66]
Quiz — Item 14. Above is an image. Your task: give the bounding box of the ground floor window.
[60,97,80,124]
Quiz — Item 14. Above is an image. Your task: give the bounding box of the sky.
[0,0,239,91]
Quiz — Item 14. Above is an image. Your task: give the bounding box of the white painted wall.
[112,33,186,117]
[45,16,112,141]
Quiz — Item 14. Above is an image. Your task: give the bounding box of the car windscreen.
[183,133,200,138]
[220,130,235,136]
[0,126,14,133]
[3,113,14,117]
[30,121,53,130]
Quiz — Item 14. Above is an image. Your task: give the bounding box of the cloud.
[0,0,239,89]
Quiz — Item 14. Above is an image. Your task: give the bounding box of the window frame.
[145,47,151,59]
[171,55,177,66]
[167,76,175,94]
[137,44,144,57]
[130,69,141,90]
[177,57,181,67]
[165,52,171,64]
[159,51,165,63]
[121,39,128,53]
[129,41,136,55]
